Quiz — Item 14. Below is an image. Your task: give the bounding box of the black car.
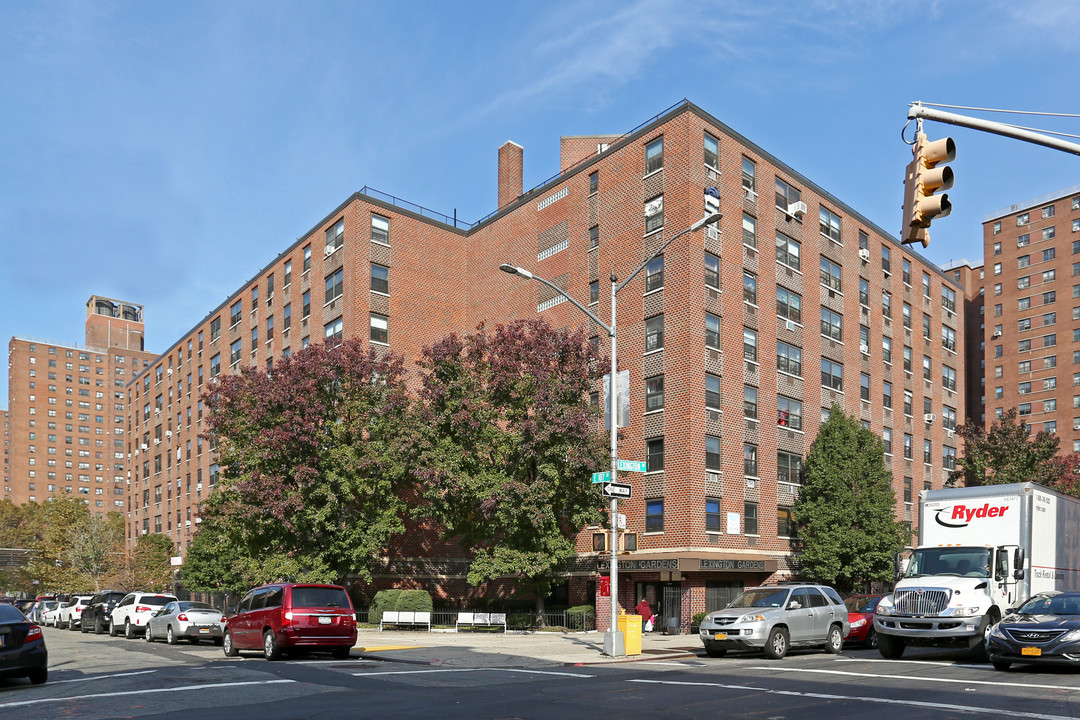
[0,603,47,684]
[988,591,1080,671]
[81,591,127,635]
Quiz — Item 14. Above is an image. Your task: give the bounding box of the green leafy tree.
[793,405,908,594]
[25,494,92,592]
[951,408,1061,487]
[196,338,416,586]
[131,533,175,592]
[67,512,124,593]
[414,319,608,614]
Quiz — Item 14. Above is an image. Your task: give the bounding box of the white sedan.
[145,601,224,645]
[42,601,67,628]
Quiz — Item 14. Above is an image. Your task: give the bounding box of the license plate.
[318,616,332,625]
[199,628,210,633]
[1022,647,1042,656]
[713,632,727,640]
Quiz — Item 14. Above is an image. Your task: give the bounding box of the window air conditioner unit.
[644,198,663,217]
[167,369,172,375]
[858,248,870,262]
[785,319,796,332]
[743,187,757,202]
[924,413,936,423]
[141,443,148,450]
[165,431,172,438]
[992,331,1002,338]
[787,201,807,219]
[196,483,202,490]
[324,244,336,257]
[154,438,160,445]
[860,343,870,355]
[945,428,954,438]
[706,226,719,241]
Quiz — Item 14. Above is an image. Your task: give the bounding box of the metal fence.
[355,607,596,631]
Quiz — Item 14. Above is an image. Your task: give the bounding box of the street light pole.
[500,209,719,658]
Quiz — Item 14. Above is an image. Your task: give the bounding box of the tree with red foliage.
[414,318,608,610]
[193,339,416,585]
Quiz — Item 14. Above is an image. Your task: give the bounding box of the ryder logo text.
[935,503,1010,528]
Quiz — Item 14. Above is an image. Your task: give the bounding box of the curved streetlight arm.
[500,264,613,337]
[615,212,721,295]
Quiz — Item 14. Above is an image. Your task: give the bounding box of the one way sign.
[602,481,632,499]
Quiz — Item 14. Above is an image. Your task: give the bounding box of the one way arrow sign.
[601,481,632,499]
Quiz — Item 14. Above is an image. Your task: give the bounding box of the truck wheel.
[764,627,789,659]
[877,633,906,659]
[968,613,997,663]
[824,624,844,654]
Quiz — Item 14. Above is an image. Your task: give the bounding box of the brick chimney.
[498,141,523,208]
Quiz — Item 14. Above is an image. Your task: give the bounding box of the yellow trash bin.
[618,613,642,655]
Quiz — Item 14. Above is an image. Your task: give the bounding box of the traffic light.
[902,132,955,247]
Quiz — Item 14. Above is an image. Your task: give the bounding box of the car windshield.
[904,547,992,578]
[179,602,214,611]
[844,596,880,613]
[140,596,175,607]
[1017,594,1080,616]
[727,588,789,609]
[291,587,351,608]
[0,605,25,623]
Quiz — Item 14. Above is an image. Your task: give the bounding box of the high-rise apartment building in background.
[122,100,966,627]
[4,297,156,508]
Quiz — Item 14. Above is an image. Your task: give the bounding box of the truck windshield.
[905,547,992,578]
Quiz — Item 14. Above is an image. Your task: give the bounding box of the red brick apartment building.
[4,297,156,509]
[128,100,965,626]
[973,186,1080,450]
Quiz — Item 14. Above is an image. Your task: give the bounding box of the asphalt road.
[3,626,1080,720]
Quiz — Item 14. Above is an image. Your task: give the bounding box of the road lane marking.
[49,669,157,684]
[495,669,594,678]
[629,679,1078,720]
[353,668,593,678]
[837,656,961,667]
[0,679,296,709]
[748,665,1074,691]
[359,645,423,652]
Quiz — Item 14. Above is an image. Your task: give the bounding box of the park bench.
[379,610,432,632]
[455,612,507,632]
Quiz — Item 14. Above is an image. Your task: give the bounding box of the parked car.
[844,594,885,648]
[42,601,68,628]
[109,592,178,639]
[699,583,850,659]
[14,600,33,616]
[0,603,47,684]
[81,591,128,634]
[222,583,356,660]
[28,600,58,625]
[60,595,93,630]
[146,601,224,645]
[988,591,1080,671]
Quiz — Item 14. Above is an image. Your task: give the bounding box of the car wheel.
[866,628,878,650]
[124,620,135,639]
[764,627,789,660]
[27,667,47,685]
[824,624,844,654]
[166,626,177,645]
[146,626,154,643]
[877,633,906,659]
[704,645,727,658]
[108,619,118,637]
[263,630,282,661]
[81,618,89,634]
[69,619,78,632]
[222,630,238,657]
[331,646,351,660]
[992,657,1012,671]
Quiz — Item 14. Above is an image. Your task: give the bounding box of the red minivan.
[222,583,357,660]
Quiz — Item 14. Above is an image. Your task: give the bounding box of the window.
[644,195,664,234]
[744,502,758,535]
[645,499,664,532]
[775,177,801,211]
[778,451,802,485]
[902,303,912,328]
[923,355,932,381]
[645,376,664,412]
[902,258,911,285]
[860,372,871,400]
[859,278,869,306]
[883,380,893,409]
[706,498,722,532]
[820,257,842,291]
[210,354,220,378]
[942,364,957,391]
[229,339,242,365]
[371,264,389,294]
[324,318,343,344]
[882,245,891,274]
[370,314,388,344]
[741,157,756,196]
[903,390,913,416]
[1019,296,1032,311]
[371,214,390,245]
[303,244,311,272]
[230,300,242,327]
[1044,245,1057,261]
[1043,204,1056,218]
[821,358,843,391]
[777,507,795,538]
[777,286,801,323]
[743,272,757,304]
[777,342,802,376]
[820,307,842,341]
[325,269,344,303]
[744,385,758,419]
[923,272,932,297]
[743,328,758,362]
[743,443,758,477]
[645,256,664,292]
[588,224,599,250]
[325,218,344,253]
[705,314,720,350]
[645,137,663,174]
[646,438,664,472]
[1044,269,1057,283]
[590,280,599,305]
[302,291,311,318]
[943,446,957,470]
[778,396,801,430]
[210,316,221,342]
[883,427,893,455]
[776,232,800,271]
[283,304,291,331]
[923,313,932,338]
[882,336,892,364]
[646,315,664,351]
[882,291,892,317]
[819,206,841,243]
[942,326,956,352]
[588,171,598,195]
[903,433,913,459]
[1018,212,1029,226]
[706,375,721,410]
[942,286,956,312]
[705,252,720,289]
[1044,290,1057,305]
[706,436,722,470]
[284,260,292,287]
[742,214,756,247]
[703,133,718,168]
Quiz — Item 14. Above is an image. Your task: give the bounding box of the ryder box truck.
[874,482,1080,661]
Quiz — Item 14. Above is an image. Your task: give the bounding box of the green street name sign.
[617,460,647,472]
[591,471,611,484]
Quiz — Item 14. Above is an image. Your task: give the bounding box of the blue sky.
[3,0,1080,403]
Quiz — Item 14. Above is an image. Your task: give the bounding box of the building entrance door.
[634,581,682,633]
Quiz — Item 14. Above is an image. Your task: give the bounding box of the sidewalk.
[351,628,703,668]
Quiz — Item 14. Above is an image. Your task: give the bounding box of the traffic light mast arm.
[909,103,1080,157]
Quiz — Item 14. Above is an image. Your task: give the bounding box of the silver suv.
[699,584,849,659]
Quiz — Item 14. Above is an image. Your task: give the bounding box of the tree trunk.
[534,593,546,628]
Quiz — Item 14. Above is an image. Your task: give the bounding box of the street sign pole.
[603,273,624,659]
